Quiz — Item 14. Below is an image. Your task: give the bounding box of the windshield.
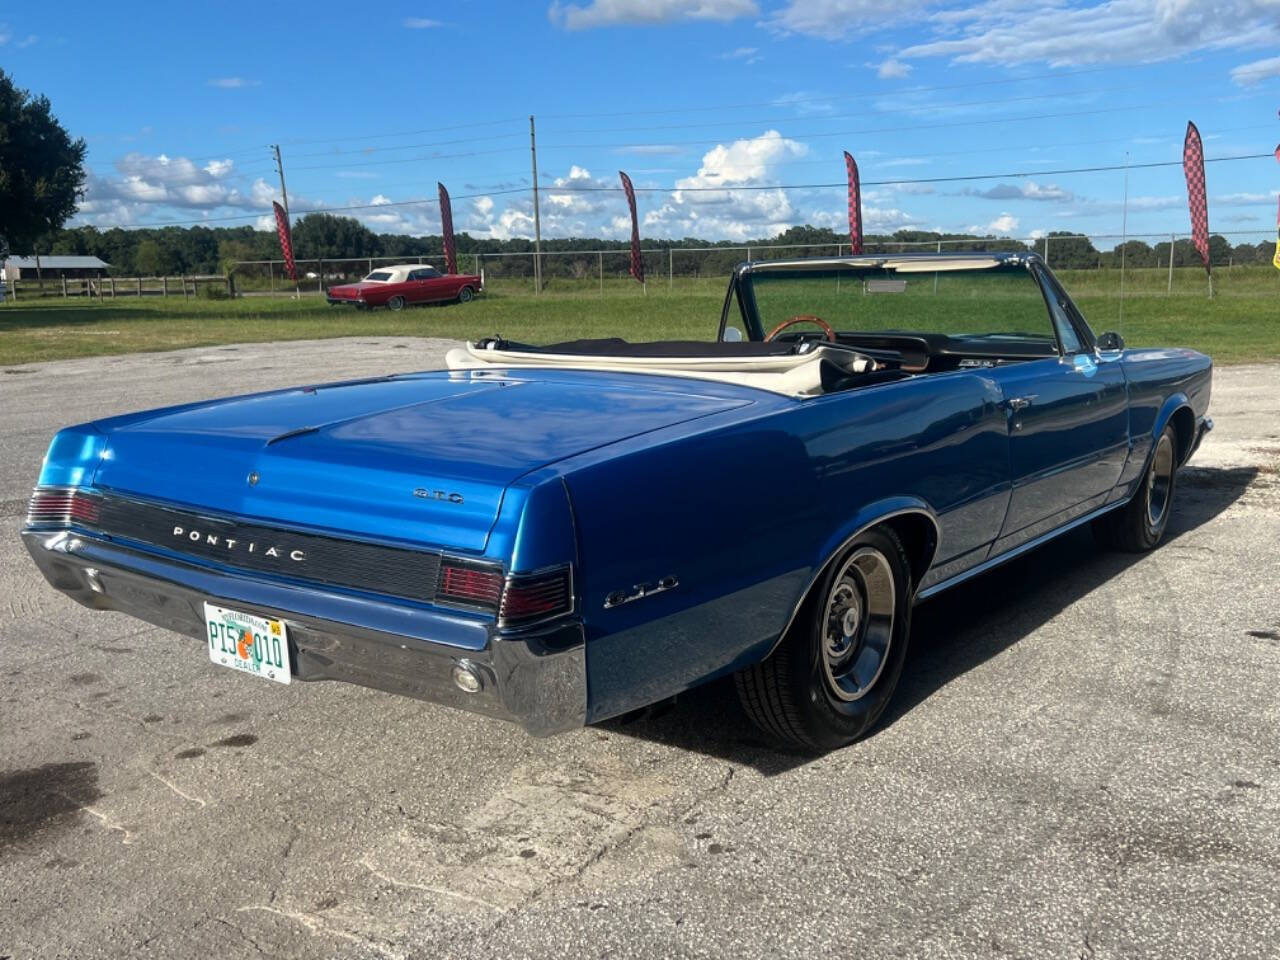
[742,261,1058,347]
[364,271,393,282]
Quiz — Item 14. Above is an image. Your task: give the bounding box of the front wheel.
[735,526,912,752]
[1095,423,1178,552]
[457,286,475,303]
[387,295,406,312]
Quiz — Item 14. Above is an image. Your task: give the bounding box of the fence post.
[368,258,374,275]
[137,277,143,297]
[1043,235,1049,267]
[746,245,752,263]
[318,259,324,295]
[181,276,187,302]
[61,276,68,297]
[110,277,116,298]
[162,275,168,297]
[1167,233,1175,295]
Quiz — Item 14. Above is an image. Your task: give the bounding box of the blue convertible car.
[24,253,1212,750]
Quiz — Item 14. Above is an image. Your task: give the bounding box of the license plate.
[204,602,291,685]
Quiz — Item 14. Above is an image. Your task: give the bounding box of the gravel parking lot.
[2,339,1278,960]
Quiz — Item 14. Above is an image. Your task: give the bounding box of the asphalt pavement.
[2,339,1278,959]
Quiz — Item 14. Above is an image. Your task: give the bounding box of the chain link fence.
[228,229,1276,301]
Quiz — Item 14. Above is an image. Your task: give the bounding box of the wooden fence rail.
[0,275,233,302]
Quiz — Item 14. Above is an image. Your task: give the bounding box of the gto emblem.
[604,575,679,610]
[171,526,305,562]
[414,488,464,504]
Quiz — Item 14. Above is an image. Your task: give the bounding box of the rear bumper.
[22,529,586,736]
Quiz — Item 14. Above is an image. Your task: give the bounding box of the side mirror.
[1097,331,1125,351]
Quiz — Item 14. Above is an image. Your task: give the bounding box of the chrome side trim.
[914,497,1128,602]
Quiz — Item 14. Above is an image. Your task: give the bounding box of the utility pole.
[529,115,543,295]
[271,144,300,297]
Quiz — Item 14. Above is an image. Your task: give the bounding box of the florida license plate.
[204,602,291,685]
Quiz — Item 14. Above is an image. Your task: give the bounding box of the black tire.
[458,286,475,304]
[1095,423,1178,552]
[387,295,406,312]
[734,526,913,752]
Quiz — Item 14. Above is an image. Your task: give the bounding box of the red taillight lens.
[436,561,504,612]
[26,488,101,527]
[499,566,573,627]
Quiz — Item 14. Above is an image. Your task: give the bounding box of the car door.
[403,269,431,303]
[988,276,1129,550]
[421,268,454,302]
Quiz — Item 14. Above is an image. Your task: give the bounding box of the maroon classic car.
[326,264,483,310]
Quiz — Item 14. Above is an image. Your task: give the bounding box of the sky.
[4,0,1279,247]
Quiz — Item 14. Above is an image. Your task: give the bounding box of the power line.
[285,131,525,160]
[85,152,1271,231]
[280,117,527,147]
[536,65,1127,120]
[538,95,1254,153]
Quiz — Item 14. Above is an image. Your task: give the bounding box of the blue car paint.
[30,266,1213,729]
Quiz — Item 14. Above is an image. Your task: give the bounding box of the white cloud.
[719,46,760,62]
[0,23,10,44]
[17,33,37,48]
[875,57,912,78]
[1215,190,1280,205]
[968,213,1019,234]
[207,77,260,89]
[403,17,442,28]
[549,0,757,30]
[335,170,379,179]
[965,181,1074,202]
[203,159,233,177]
[642,130,811,240]
[1230,55,1280,86]
[896,0,1280,68]
[771,91,836,115]
[767,0,930,37]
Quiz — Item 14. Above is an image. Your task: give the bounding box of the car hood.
[90,371,752,552]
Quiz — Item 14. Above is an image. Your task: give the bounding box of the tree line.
[33,217,1272,279]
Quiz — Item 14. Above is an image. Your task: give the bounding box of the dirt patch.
[0,761,102,851]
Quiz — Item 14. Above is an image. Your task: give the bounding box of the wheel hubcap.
[1147,433,1174,527]
[821,547,895,702]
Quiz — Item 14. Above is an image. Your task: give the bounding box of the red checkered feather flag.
[1182,122,1211,276]
[619,171,644,285]
[271,201,298,282]
[438,182,457,275]
[844,151,863,254]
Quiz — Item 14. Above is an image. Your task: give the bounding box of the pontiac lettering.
[171,525,305,562]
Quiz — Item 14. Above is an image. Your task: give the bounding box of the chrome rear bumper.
[22,529,586,736]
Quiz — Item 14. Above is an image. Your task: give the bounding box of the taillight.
[434,559,575,627]
[26,488,101,527]
[499,566,573,627]
[435,559,504,613]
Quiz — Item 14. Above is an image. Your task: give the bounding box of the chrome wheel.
[1146,431,1175,527]
[388,295,406,311]
[820,547,896,702]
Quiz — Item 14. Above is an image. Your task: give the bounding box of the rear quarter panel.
[558,370,1012,722]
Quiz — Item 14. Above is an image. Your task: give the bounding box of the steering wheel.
[764,314,837,343]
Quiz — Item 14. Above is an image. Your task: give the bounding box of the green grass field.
[2,265,1276,366]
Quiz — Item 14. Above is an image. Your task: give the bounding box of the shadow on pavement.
[602,464,1258,775]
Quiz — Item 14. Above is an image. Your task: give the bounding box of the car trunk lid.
[91,372,751,552]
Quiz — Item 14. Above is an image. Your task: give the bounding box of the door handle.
[1007,396,1033,412]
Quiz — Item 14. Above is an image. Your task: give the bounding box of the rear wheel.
[1095,423,1178,552]
[735,526,912,752]
[458,286,475,303]
[387,295,406,312]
